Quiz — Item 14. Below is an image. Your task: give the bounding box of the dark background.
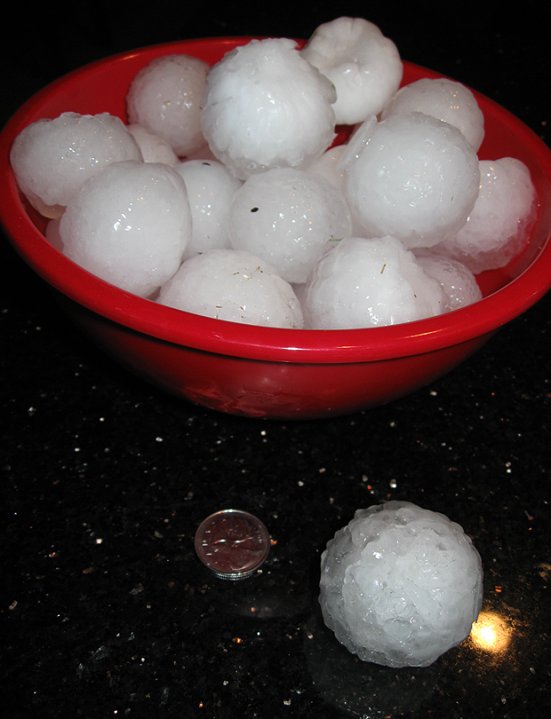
[1,2,550,718]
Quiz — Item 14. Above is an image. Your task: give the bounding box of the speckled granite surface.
[1,3,550,717]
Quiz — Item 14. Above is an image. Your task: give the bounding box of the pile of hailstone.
[319,501,484,668]
[10,16,537,329]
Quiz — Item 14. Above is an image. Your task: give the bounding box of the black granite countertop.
[1,2,550,717]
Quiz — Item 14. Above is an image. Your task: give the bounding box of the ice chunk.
[200,38,336,180]
[59,161,191,297]
[10,112,142,218]
[127,123,178,166]
[319,501,484,668]
[382,77,485,151]
[301,236,445,328]
[414,249,482,311]
[344,112,480,249]
[229,167,351,284]
[302,16,403,125]
[157,248,304,328]
[127,54,209,157]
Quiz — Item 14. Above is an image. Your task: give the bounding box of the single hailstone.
[59,160,191,297]
[127,123,179,166]
[414,249,482,311]
[10,112,142,219]
[319,501,484,668]
[301,16,403,125]
[382,77,485,151]
[157,248,304,328]
[200,38,337,180]
[127,54,209,157]
[435,157,537,273]
[174,159,242,258]
[302,236,445,329]
[344,112,481,249]
[229,167,352,284]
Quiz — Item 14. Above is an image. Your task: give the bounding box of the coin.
[194,509,271,580]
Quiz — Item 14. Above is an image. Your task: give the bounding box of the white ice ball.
[200,38,337,180]
[344,112,480,249]
[436,157,537,273]
[127,123,179,166]
[229,167,352,284]
[59,160,191,297]
[414,249,482,311]
[10,112,142,218]
[302,236,445,329]
[174,159,242,258]
[127,54,209,157]
[301,16,403,125]
[382,77,485,151]
[319,501,484,668]
[157,248,304,328]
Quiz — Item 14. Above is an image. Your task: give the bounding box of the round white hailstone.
[10,112,142,218]
[414,249,482,312]
[174,159,242,258]
[344,112,480,249]
[200,38,337,180]
[127,123,179,166]
[319,501,484,668]
[157,248,304,328]
[59,160,191,297]
[435,158,537,273]
[301,16,403,125]
[228,167,352,284]
[127,54,209,157]
[302,236,445,329]
[382,78,485,151]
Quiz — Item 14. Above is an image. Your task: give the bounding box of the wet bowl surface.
[1,37,551,419]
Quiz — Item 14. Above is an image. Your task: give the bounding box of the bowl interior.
[1,37,551,364]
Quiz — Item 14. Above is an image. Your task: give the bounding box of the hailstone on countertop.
[319,501,484,668]
[301,16,403,125]
[9,112,142,219]
[200,38,337,180]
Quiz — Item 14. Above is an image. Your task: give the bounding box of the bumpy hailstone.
[301,16,403,125]
[157,248,304,328]
[344,112,480,249]
[127,54,209,157]
[127,123,178,166]
[229,167,352,284]
[200,38,337,180]
[436,157,537,273]
[414,249,482,311]
[59,160,191,298]
[319,501,484,668]
[382,78,485,151]
[302,236,445,329]
[10,112,142,218]
[174,159,242,258]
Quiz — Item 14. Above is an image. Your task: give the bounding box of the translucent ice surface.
[319,501,484,668]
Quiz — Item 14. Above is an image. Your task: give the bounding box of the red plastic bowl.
[1,37,551,419]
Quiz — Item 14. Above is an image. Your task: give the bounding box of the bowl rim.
[1,36,551,364]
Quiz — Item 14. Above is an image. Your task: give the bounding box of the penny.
[194,509,271,580]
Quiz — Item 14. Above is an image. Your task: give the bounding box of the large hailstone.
[127,54,209,157]
[301,16,403,125]
[157,248,304,328]
[10,112,142,219]
[229,167,352,284]
[301,236,445,329]
[59,160,192,297]
[200,38,337,180]
[381,77,485,152]
[435,157,537,273]
[319,501,484,668]
[344,112,480,249]
[414,249,482,312]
